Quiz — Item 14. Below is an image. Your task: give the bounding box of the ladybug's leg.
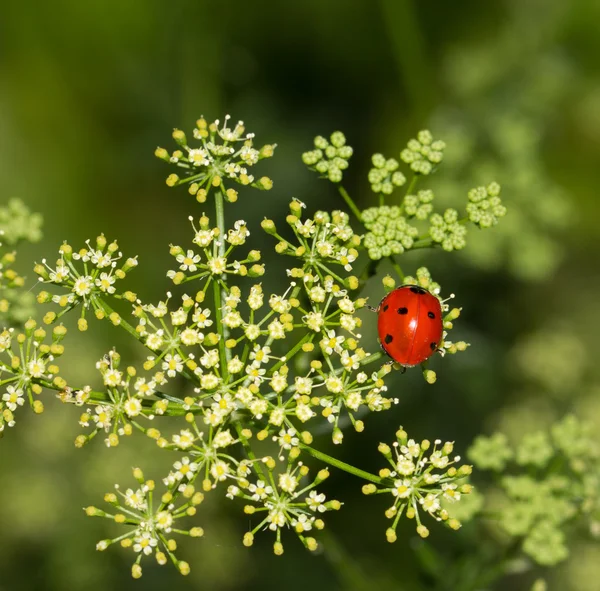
[366,304,378,313]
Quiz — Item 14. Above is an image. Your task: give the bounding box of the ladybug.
[376,285,443,367]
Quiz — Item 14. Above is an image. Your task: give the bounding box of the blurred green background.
[1,0,600,589]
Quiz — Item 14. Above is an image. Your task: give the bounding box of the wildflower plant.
[0,115,513,578]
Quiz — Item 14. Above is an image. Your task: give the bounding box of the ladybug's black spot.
[410,286,426,294]
[383,304,389,312]
[385,334,393,344]
[427,311,435,319]
[430,342,437,351]
[398,307,408,315]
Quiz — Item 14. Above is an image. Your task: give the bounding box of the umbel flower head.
[262,198,361,286]
[33,235,138,331]
[86,466,204,578]
[155,114,276,202]
[302,131,353,183]
[368,153,407,195]
[227,460,341,555]
[0,319,67,434]
[400,130,446,175]
[363,427,473,541]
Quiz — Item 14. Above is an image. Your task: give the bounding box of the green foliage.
[469,415,600,567]
[0,199,43,326]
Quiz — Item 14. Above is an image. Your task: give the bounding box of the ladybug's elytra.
[376,285,443,367]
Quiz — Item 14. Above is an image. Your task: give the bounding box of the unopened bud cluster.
[468,415,600,567]
[302,131,353,183]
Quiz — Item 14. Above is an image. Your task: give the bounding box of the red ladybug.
[376,285,443,367]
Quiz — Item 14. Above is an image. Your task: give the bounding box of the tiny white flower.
[278,472,298,493]
[391,479,412,499]
[304,311,324,332]
[2,386,24,411]
[213,429,234,448]
[295,403,315,422]
[172,429,195,449]
[295,376,313,395]
[193,308,213,328]
[134,378,156,397]
[210,460,230,482]
[124,488,147,511]
[420,494,441,514]
[27,358,47,378]
[193,229,215,248]
[103,368,123,387]
[309,286,326,302]
[170,308,188,326]
[208,256,227,275]
[267,509,286,530]
[155,510,174,531]
[227,356,244,374]
[396,457,416,476]
[124,397,142,417]
[275,428,299,450]
[133,531,157,555]
[325,375,344,394]
[269,407,286,426]
[145,331,164,351]
[95,273,116,294]
[180,327,201,346]
[248,480,273,501]
[306,490,326,512]
[267,320,285,339]
[173,457,199,480]
[163,354,183,377]
[73,276,93,297]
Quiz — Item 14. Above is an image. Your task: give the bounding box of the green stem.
[212,279,228,379]
[214,189,231,376]
[338,186,363,223]
[96,297,142,342]
[268,332,313,375]
[390,256,405,281]
[404,174,419,197]
[235,423,268,481]
[300,444,382,485]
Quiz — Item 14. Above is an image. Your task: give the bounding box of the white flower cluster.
[156,115,276,201]
[34,236,138,330]
[263,199,361,285]
[88,466,204,578]
[0,320,67,433]
[226,461,341,554]
[363,427,473,541]
[166,216,263,285]
[71,350,171,448]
